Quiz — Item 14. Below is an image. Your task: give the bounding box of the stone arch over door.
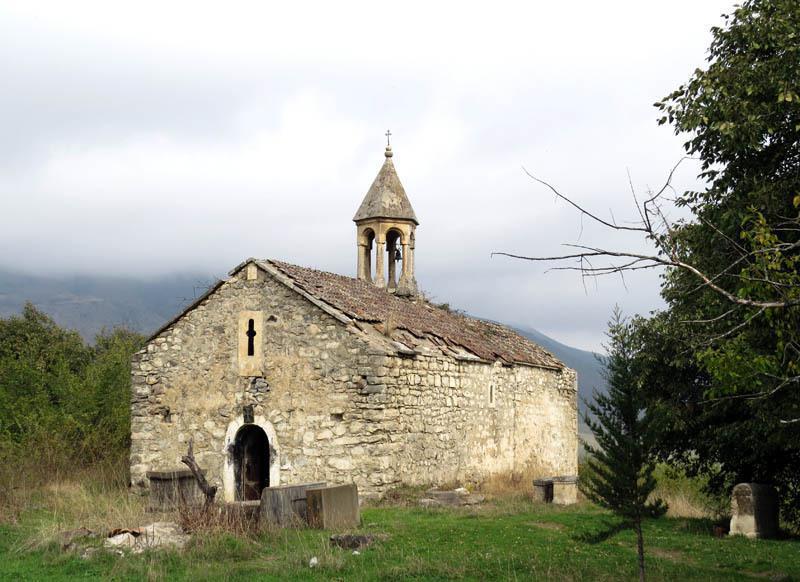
[222,415,280,502]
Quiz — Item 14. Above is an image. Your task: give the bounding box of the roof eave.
[353,215,420,226]
[145,278,227,342]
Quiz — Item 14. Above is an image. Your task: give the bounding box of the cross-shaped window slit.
[246,318,257,356]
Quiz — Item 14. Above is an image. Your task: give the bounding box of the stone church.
[130,142,578,501]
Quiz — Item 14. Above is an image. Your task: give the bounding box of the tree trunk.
[635,517,646,582]
[181,438,217,509]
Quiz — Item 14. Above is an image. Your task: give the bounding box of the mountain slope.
[0,269,608,427]
[0,269,216,342]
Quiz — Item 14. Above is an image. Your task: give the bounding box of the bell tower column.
[357,242,367,280]
[396,233,417,296]
[400,242,410,281]
[374,240,386,288]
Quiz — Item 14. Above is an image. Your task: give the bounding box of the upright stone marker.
[729,483,779,539]
[306,484,360,530]
[552,475,578,505]
[146,469,205,511]
[259,482,326,528]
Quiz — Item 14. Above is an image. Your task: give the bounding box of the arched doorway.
[233,424,270,501]
[223,415,279,502]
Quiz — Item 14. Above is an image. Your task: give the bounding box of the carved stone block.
[730,483,779,539]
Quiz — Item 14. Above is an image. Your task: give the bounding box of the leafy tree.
[582,310,666,582]
[0,304,90,452]
[633,310,800,527]
[82,328,144,456]
[640,0,800,526]
[654,0,800,403]
[499,0,800,527]
[0,303,143,474]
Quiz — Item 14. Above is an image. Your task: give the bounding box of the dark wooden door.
[234,425,270,501]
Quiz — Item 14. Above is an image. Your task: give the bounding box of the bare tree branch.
[701,374,800,404]
[494,167,800,310]
[521,167,648,233]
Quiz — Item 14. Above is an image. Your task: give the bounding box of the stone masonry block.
[730,483,779,539]
[306,484,360,529]
[552,476,578,505]
[259,482,327,528]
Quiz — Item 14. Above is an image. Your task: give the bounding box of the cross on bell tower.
[353,134,419,296]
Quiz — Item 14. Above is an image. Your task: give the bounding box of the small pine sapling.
[581,309,667,582]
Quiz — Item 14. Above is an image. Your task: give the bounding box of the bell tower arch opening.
[385,228,403,290]
[358,227,376,282]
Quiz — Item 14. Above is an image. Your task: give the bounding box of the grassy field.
[1,493,798,581]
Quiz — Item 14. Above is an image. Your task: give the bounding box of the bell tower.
[353,133,418,296]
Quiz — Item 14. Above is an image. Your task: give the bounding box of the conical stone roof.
[353,146,419,225]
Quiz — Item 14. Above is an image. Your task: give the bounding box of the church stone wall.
[363,354,578,487]
[130,269,385,498]
[131,268,577,499]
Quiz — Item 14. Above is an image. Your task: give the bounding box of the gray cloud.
[0,1,736,351]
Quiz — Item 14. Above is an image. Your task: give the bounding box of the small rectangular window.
[246,318,256,356]
[238,311,263,377]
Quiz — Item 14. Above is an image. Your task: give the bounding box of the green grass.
[1,501,798,581]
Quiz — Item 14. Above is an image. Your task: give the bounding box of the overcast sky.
[0,1,738,351]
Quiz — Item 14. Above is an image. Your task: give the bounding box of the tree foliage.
[0,303,144,472]
[632,311,800,527]
[635,0,800,527]
[496,0,799,529]
[654,0,800,400]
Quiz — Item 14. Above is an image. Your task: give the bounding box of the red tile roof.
[269,260,563,369]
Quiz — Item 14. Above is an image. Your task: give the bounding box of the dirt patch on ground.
[745,571,790,580]
[648,547,693,564]
[527,521,565,532]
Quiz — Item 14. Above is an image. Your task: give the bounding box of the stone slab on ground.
[306,484,360,529]
[259,482,327,528]
[104,521,190,554]
[330,533,378,550]
[730,483,779,539]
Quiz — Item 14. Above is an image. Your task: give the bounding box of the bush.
[0,304,144,521]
